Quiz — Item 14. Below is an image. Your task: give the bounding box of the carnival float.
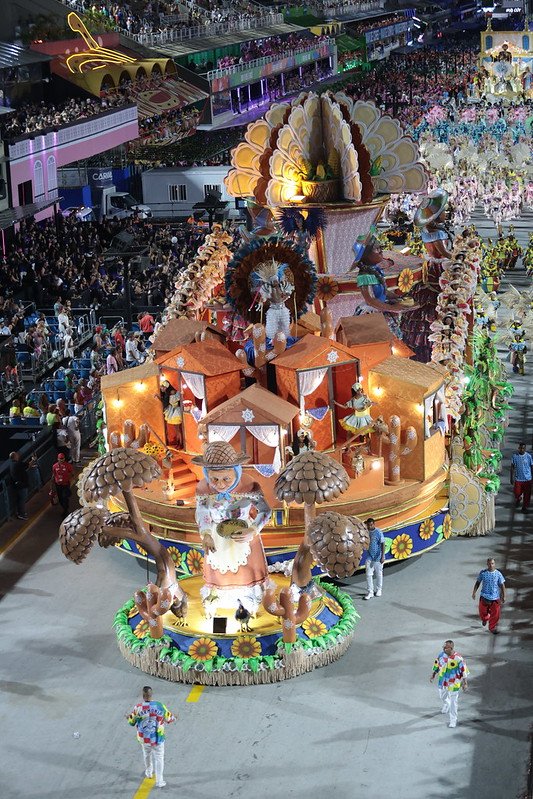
[57,89,513,684]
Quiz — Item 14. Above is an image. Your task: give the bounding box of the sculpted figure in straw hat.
[193,442,271,618]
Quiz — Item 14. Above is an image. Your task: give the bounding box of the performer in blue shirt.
[472,558,506,634]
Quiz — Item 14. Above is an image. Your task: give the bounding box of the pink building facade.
[6,104,138,219]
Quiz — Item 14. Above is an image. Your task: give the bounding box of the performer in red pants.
[472,558,506,634]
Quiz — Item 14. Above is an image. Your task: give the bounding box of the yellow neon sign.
[66,12,137,73]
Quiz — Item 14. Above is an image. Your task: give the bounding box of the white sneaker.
[145,770,154,779]
[364,592,373,600]
[156,782,166,788]
[441,706,449,714]
[375,589,382,597]
[448,722,456,728]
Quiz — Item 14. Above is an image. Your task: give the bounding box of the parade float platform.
[115,575,359,685]
[111,466,450,577]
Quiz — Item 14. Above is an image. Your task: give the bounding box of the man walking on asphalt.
[127,686,176,789]
[9,451,37,519]
[510,442,532,512]
[52,453,74,517]
[472,557,506,634]
[364,517,385,600]
[430,639,468,728]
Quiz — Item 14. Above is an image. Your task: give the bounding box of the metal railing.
[206,39,336,81]
[310,0,382,14]
[127,12,284,46]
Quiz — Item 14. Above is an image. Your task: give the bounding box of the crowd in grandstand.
[136,106,201,144]
[73,0,269,36]
[0,96,127,139]
[349,12,408,35]
[216,32,325,70]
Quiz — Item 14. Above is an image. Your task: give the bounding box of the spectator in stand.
[63,412,82,466]
[52,453,74,517]
[63,327,75,360]
[23,400,40,419]
[9,398,22,418]
[57,306,70,335]
[38,393,50,424]
[46,404,60,426]
[106,347,120,375]
[125,332,142,367]
[139,311,155,335]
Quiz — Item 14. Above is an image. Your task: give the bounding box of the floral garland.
[114,579,358,676]
[429,228,481,419]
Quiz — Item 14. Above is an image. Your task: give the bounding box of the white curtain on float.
[247,424,281,473]
[207,425,240,443]
[181,372,207,417]
[297,367,328,415]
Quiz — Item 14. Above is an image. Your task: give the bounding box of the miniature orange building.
[368,356,446,482]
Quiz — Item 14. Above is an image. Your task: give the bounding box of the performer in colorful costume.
[193,442,271,617]
[335,383,375,437]
[400,189,453,362]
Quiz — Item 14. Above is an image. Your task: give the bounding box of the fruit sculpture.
[224,92,427,207]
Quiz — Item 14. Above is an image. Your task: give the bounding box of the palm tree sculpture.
[275,451,369,583]
[59,448,188,638]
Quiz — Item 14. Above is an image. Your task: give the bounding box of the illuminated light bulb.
[371,460,381,470]
[134,381,146,392]
[374,386,384,397]
[113,398,123,408]
[417,403,424,413]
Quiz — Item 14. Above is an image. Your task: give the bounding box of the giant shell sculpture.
[225,91,427,207]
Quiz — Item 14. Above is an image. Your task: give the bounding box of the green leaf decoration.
[122,540,133,552]
[248,657,259,673]
[383,537,393,554]
[181,656,196,672]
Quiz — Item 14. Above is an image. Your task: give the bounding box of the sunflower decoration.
[418,519,435,541]
[136,544,147,557]
[225,238,317,326]
[397,268,414,294]
[133,620,150,639]
[188,637,218,661]
[167,546,182,567]
[114,538,125,548]
[442,514,452,540]
[316,275,339,303]
[186,548,204,575]
[231,636,262,659]
[302,616,328,639]
[322,595,343,616]
[390,533,413,560]
[142,442,166,461]
[128,605,140,619]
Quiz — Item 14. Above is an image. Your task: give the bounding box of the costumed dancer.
[350,231,416,337]
[509,333,527,375]
[163,391,183,448]
[400,188,453,362]
[335,383,375,438]
[193,442,271,618]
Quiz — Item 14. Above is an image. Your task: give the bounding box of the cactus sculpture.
[263,585,312,643]
[135,583,173,639]
[384,415,418,485]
